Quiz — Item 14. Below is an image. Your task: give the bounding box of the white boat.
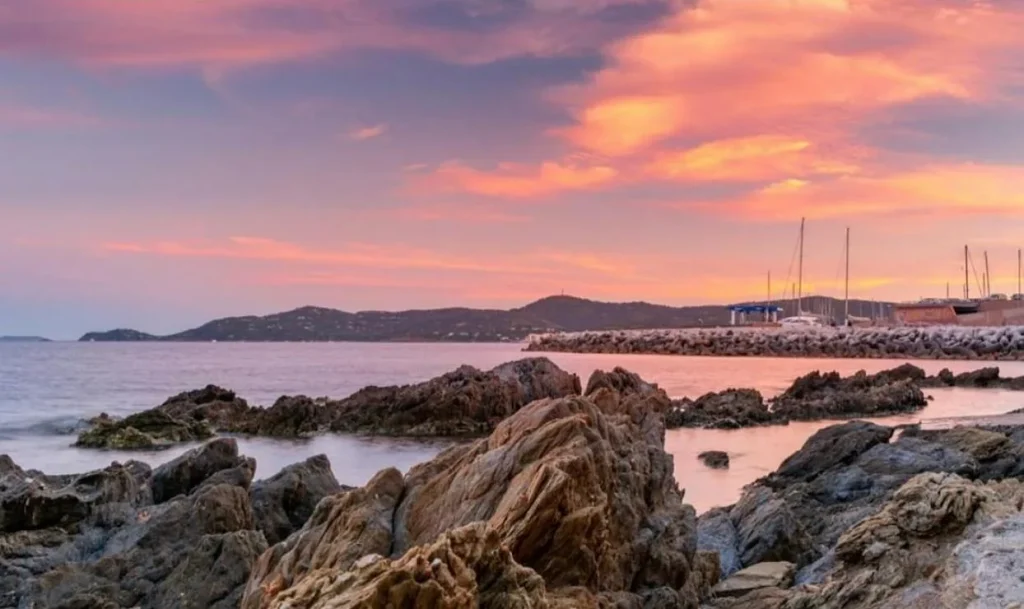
[780,315,824,327]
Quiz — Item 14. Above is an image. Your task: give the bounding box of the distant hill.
[78,295,895,342]
[0,335,51,343]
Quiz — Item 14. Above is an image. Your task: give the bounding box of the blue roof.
[728,305,784,313]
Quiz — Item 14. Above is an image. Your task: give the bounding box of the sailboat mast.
[1018,248,1022,296]
[984,251,991,297]
[767,271,772,322]
[844,226,850,321]
[797,217,805,316]
[964,245,970,299]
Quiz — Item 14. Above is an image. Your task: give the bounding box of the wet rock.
[74,409,213,450]
[249,454,344,545]
[699,451,730,469]
[329,357,581,436]
[667,389,776,429]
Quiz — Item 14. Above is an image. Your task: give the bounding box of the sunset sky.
[2,0,1024,338]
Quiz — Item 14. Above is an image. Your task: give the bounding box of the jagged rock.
[1,438,283,609]
[712,562,795,598]
[784,473,1024,609]
[249,454,344,545]
[699,451,730,469]
[585,367,672,416]
[249,523,551,609]
[771,370,927,421]
[74,409,213,450]
[150,438,253,504]
[74,385,246,450]
[244,391,700,608]
[0,455,151,532]
[769,422,893,485]
[75,359,583,448]
[329,357,581,436]
[668,389,776,429]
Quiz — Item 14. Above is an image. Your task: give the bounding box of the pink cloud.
[348,124,388,141]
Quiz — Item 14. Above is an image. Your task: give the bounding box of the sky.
[2,0,1024,338]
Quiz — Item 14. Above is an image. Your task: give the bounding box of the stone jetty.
[526,325,1024,360]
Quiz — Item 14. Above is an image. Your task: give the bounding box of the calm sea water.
[3,342,1024,513]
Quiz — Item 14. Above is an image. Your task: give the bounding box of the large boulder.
[244,390,701,608]
[249,454,345,545]
[329,358,581,436]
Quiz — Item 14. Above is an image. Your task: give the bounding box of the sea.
[3,342,1024,514]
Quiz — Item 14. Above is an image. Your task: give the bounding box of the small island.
[0,335,51,343]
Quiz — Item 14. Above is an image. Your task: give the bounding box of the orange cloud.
[646,135,863,182]
[382,203,530,224]
[554,0,1023,153]
[423,160,618,198]
[689,163,1024,221]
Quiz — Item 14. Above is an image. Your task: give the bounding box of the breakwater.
[525,325,1024,360]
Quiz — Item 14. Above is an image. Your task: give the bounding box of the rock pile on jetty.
[76,357,582,449]
[527,325,1024,360]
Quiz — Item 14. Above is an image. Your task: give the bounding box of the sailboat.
[779,218,825,327]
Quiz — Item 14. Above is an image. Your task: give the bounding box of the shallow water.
[2,342,1023,514]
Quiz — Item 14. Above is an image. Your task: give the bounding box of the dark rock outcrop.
[249,454,345,545]
[328,357,581,436]
[771,369,927,421]
[242,389,701,608]
[668,389,775,429]
[0,439,339,609]
[696,417,1024,609]
[76,359,582,448]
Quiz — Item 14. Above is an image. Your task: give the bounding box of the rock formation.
[668,389,775,429]
[329,357,582,436]
[242,389,703,608]
[0,440,343,609]
[696,418,1024,609]
[75,358,582,448]
[526,326,1024,361]
[665,366,929,430]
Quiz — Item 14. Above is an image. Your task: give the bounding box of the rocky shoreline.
[73,360,1024,449]
[527,325,1024,361]
[5,369,1024,608]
